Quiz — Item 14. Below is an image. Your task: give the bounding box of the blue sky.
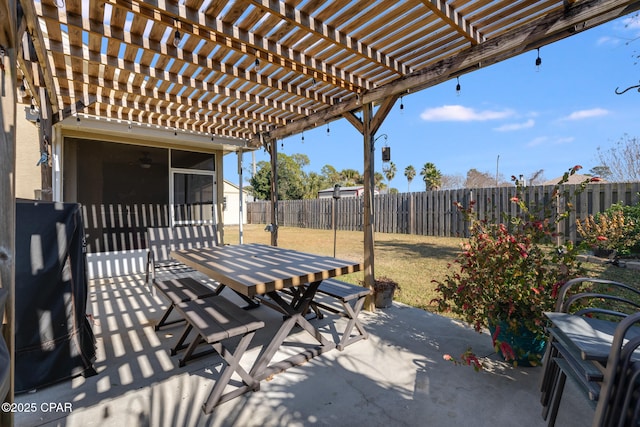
[224,14,640,192]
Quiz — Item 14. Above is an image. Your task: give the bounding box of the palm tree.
[404,165,416,192]
[382,162,396,191]
[420,162,442,190]
[340,168,361,186]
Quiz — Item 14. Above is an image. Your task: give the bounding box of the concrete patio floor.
[14,273,592,427]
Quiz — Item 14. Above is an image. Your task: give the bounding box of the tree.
[589,165,613,180]
[596,134,639,181]
[249,153,310,200]
[441,174,465,190]
[420,162,442,190]
[464,168,497,188]
[404,165,416,192]
[321,164,340,183]
[339,168,362,186]
[304,171,330,199]
[527,169,546,186]
[383,162,396,189]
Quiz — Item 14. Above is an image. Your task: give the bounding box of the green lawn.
[222,224,640,313]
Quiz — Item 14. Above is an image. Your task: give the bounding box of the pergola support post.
[345,95,398,311]
[0,0,18,425]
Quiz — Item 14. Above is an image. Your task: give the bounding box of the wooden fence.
[247,182,640,243]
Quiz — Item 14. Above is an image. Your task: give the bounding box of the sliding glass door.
[170,150,216,226]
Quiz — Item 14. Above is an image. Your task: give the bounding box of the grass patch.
[222,224,640,314]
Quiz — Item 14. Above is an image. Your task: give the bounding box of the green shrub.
[576,198,640,257]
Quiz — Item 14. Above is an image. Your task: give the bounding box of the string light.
[254,58,260,72]
[19,82,27,98]
[301,132,305,143]
[326,124,330,137]
[400,96,404,112]
[535,48,542,71]
[456,77,461,96]
[173,20,181,47]
[30,98,36,115]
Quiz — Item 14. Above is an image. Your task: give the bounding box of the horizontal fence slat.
[246,182,640,243]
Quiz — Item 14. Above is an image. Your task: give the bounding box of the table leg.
[250,280,336,381]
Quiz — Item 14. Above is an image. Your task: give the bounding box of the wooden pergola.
[2,0,640,423]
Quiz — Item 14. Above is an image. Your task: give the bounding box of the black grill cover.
[15,201,96,393]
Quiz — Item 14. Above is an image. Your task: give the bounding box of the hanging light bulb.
[19,82,27,98]
[400,96,404,112]
[535,48,542,71]
[173,29,181,47]
[326,124,330,137]
[254,58,260,72]
[172,19,181,47]
[127,121,132,132]
[30,98,36,115]
[281,140,284,149]
[301,132,305,143]
[456,77,461,96]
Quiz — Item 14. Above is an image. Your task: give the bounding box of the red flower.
[510,196,519,202]
[573,165,583,171]
[499,342,516,361]
[596,235,608,241]
[590,177,602,182]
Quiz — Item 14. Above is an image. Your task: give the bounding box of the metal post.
[332,184,340,257]
[237,149,244,244]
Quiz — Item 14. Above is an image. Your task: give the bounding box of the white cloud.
[527,136,548,147]
[494,119,535,132]
[562,108,609,121]
[420,105,514,122]
[596,36,620,47]
[526,136,575,147]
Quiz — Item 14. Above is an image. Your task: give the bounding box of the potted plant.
[363,276,399,308]
[433,166,595,367]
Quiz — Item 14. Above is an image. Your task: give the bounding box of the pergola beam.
[106,0,366,93]
[257,0,640,146]
[18,0,59,115]
[419,0,485,45]
[247,0,411,77]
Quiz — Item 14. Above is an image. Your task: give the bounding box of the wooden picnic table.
[171,243,363,380]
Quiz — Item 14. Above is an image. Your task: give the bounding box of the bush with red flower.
[576,203,640,258]
[433,166,589,367]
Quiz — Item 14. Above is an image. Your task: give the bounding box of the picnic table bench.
[170,295,265,413]
[312,279,371,350]
[153,277,221,330]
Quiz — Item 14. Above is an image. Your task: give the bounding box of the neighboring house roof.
[541,174,606,186]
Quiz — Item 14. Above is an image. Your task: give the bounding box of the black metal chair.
[540,277,640,427]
